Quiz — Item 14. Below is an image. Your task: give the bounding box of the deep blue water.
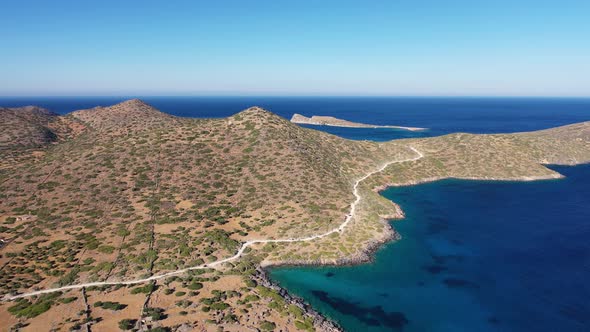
[270,164,590,332]
[3,96,590,330]
[1,97,590,141]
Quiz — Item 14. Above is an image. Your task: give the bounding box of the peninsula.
[1,100,589,332]
[291,113,427,131]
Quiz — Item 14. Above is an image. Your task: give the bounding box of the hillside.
[0,106,83,168]
[70,99,176,134]
[0,100,408,332]
[0,100,589,332]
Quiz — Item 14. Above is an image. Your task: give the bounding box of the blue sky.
[1,0,589,96]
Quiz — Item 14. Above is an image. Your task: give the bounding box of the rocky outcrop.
[253,268,343,332]
[291,113,426,131]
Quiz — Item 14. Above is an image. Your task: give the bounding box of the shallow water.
[3,96,590,330]
[270,164,590,332]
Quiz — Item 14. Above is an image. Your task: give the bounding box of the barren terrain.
[1,100,589,331]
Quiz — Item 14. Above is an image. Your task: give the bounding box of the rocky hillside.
[0,100,588,332]
[519,121,590,164]
[70,99,176,134]
[0,106,77,149]
[0,100,407,332]
[0,106,83,168]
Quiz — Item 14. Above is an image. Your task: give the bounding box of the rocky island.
[1,100,589,331]
[291,113,427,131]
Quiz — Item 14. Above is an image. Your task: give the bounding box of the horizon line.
[1,94,590,99]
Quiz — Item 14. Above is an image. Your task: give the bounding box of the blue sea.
[2,96,590,140]
[2,97,590,331]
[271,165,590,332]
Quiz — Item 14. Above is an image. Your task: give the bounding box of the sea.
[2,96,590,331]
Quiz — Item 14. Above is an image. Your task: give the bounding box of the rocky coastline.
[255,216,404,331]
[373,173,564,193]
[256,171,567,331]
[253,268,344,332]
[290,114,426,131]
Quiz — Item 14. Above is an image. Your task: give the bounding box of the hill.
[70,99,175,133]
[0,100,588,332]
[0,106,83,168]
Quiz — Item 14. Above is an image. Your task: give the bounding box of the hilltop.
[0,100,589,332]
[70,99,176,133]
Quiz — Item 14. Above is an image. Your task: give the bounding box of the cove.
[269,164,590,332]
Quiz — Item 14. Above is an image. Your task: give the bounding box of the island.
[0,100,588,331]
[291,113,427,131]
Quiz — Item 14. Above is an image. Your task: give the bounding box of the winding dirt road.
[4,146,423,301]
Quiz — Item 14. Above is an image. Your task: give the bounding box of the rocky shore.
[291,114,426,131]
[254,215,404,331]
[255,170,570,331]
[253,268,343,332]
[260,214,403,268]
[373,173,564,193]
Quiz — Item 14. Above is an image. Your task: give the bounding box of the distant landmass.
[291,113,427,131]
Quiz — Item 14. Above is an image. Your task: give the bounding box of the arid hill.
[0,100,589,332]
[0,106,83,147]
[0,106,83,168]
[70,99,176,134]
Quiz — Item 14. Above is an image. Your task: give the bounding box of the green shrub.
[294,317,315,331]
[8,299,51,318]
[94,301,127,310]
[260,321,276,331]
[244,294,260,303]
[187,282,203,290]
[131,283,156,294]
[97,245,116,254]
[210,302,229,311]
[222,313,238,323]
[118,319,136,330]
[147,327,170,332]
[59,297,78,304]
[288,305,304,318]
[143,307,166,321]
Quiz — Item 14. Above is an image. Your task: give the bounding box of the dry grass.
[1,99,588,331]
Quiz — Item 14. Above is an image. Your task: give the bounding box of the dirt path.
[3,146,423,301]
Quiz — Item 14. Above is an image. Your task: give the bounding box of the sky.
[1,0,589,97]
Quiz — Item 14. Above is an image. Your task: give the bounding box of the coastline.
[266,163,590,332]
[261,216,401,269]
[2,99,589,331]
[253,268,344,332]
[261,170,565,271]
[290,113,427,131]
[258,217,401,332]
[301,122,427,131]
[373,172,565,192]
[259,170,569,331]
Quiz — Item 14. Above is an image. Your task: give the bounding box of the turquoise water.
[270,164,590,332]
[3,96,590,330]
